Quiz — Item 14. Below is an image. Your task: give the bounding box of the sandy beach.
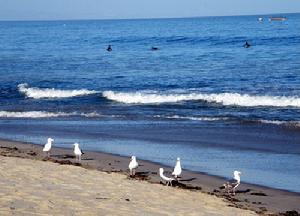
[0,155,258,216]
[0,139,299,215]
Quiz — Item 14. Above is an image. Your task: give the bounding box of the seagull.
[43,138,54,157]
[159,168,174,186]
[73,143,83,162]
[172,157,182,180]
[129,156,138,177]
[223,170,242,195]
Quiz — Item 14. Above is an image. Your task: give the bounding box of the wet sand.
[0,139,299,215]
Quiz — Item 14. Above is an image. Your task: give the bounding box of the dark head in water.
[107,45,112,52]
[244,41,251,48]
[151,47,159,51]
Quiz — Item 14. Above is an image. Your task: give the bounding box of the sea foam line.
[258,119,300,127]
[18,83,98,99]
[0,111,102,118]
[102,91,300,107]
[154,115,228,121]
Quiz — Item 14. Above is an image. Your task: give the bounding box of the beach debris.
[27,150,37,156]
[95,197,109,200]
[159,168,174,186]
[73,143,83,162]
[129,155,138,177]
[172,157,182,180]
[250,191,267,196]
[59,154,75,159]
[279,210,300,216]
[222,170,242,196]
[130,171,149,180]
[43,138,54,157]
[0,146,18,151]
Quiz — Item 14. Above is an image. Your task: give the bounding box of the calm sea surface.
[0,14,300,192]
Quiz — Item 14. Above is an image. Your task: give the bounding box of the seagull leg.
[79,155,81,162]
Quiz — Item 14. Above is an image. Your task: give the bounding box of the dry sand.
[0,155,257,216]
[0,139,300,215]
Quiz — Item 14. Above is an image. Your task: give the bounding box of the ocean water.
[0,14,300,192]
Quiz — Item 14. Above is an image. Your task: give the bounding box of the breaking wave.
[0,111,102,118]
[258,119,300,127]
[154,115,228,121]
[18,83,98,99]
[103,91,300,107]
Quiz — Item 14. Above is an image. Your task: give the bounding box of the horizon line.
[0,11,299,22]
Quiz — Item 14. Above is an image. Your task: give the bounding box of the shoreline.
[1,138,300,215]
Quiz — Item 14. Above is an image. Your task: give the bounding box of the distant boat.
[258,17,263,22]
[269,17,287,21]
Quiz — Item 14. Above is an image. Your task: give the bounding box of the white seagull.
[73,143,83,162]
[223,170,242,195]
[172,157,182,179]
[43,138,54,157]
[129,156,138,177]
[159,168,174,186]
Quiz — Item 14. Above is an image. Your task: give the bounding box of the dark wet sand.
[0,139,299,215]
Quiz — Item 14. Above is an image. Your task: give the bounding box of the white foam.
[81,112,102,118]
[18,83,98,99]
[0,111,71,118]
[259,120,285,125]
[154,115,227,121]
[103,91,300,107]
[0,111,103,118]
[259,119,300,127]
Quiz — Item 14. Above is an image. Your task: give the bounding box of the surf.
[102,90,300,108]
[18,83,98,99]
[0,111,102,118]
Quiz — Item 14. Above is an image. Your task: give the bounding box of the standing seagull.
[159,168,174,186]
[172,157,182,180]
[223,170,242,195]
[43,138,54,157]
[129,156,138,177]
[73,143,83,162]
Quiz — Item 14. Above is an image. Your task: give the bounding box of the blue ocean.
[0,14,300,192]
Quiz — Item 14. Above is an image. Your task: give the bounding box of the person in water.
[151,47,159,51]
[243,41,251,48]
[107,45,112,52]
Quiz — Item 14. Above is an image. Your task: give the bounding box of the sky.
[0,0,300,21]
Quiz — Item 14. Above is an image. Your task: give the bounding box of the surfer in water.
[243,41,251,48]
[107,45,112,52]
[151,47,159,51]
